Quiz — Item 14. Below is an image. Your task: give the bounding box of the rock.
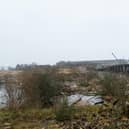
[3,123,12,129]
[104,96,113,102]
[121,116,128,121]
[67,94,104,106]
[4,123,11,126]
[4,126,12,129]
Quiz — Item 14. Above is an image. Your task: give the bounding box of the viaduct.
[99,64,129,73]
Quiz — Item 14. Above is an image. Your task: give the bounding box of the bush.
[37,73,62,106]
[18,71,41,107]
[101,73,128,97]
[101,73,129,115]
[79,80,89,87]
[55,98,75,121]
[19,71,62,107]
[100,73,116,96]
[86,71,98,82]
[4,74,24,109]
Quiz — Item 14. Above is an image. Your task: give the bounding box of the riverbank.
[0,68,129,129]
[0,105,129,129]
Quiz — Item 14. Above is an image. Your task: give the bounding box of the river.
[0,84,7,108]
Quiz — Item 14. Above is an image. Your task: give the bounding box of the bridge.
[98,64,129,73]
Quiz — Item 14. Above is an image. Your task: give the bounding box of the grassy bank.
[0,105,129,129]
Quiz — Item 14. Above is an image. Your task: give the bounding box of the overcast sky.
[0,0,129,66]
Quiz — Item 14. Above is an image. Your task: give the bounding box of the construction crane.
[112,52,119,65]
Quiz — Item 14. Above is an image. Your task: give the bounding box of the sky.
[0,0,129,66]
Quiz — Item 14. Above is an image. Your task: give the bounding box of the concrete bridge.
[98,64,129,73]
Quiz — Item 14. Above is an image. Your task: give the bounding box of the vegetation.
[37,73,62,106]
[19,71,63,107]
[1,68,129,128]
[1,105,129,129]
[55,98,75,121]
[4,74,24,109]
[101,73,129,115]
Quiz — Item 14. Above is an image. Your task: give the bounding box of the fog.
[0,0,129,66]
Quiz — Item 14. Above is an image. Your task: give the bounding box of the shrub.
[86,71,98,82]
[19,71,62,107]
[18,71,41,107]
[79,80,89,87]
[101,73,128,96]
[37,73,62,106]
[101,73,129,115]
[55,98,75,121]
[4,74,24,109]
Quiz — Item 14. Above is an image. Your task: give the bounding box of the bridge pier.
[100,64,129,73]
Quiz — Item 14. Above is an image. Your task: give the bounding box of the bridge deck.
[98,64,129,73]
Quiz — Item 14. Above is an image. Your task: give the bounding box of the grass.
[0,108,55,121]
[0,108,55,129]
[0,106,100,128]
[0,105,129,129]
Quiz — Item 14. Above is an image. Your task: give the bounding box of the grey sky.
[0,0,129,66]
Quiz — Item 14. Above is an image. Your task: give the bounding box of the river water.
[0,84,7,108]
